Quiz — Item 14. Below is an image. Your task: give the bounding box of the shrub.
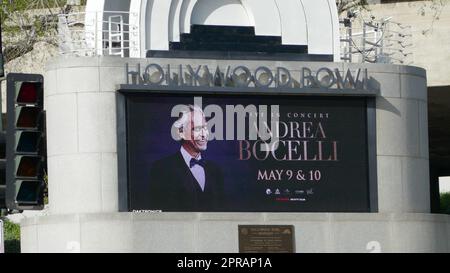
[440,192,450,214]
[1,218,21,253]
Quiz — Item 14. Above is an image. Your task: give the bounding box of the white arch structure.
[86,0,341,61]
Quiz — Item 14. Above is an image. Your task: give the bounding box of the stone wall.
[363,1,450,86]
[21,212,450,253]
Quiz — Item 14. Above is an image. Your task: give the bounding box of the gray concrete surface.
[20,212,450,253]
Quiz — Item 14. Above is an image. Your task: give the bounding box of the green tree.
[1,218,21,253]
[1,0,74,62]
[336,0,369,15]
[440,193,450,214]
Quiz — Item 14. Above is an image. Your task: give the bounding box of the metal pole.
[0,79,4,132]
[0,14,4,131]
[0,219,4,253]
[95,11,99,56]
[362,22,367,63]
[348,20,353,63]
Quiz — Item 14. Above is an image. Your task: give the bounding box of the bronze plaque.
[239,225,295,253]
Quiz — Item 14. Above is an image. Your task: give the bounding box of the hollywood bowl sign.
[125,63,370,91]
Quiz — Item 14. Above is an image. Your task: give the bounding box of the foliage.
[1,0,77,62]
[440,192,450,214]
[1,0,67,23]
[1,217,21,253]
[44,170,49,205]
[336,0,369,15]
[418,0,449,35]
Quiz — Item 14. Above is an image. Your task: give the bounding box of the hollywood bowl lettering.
[125,63,369,91]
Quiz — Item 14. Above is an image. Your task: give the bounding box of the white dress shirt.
[180,147,206,192]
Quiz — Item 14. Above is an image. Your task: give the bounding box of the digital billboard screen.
[122,93,374,212]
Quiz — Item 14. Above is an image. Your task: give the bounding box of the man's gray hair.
[173,105,205,133]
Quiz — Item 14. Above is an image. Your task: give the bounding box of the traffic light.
[0,132,6,209]
[6,73,46,211]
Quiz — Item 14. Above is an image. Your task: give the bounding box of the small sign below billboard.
[239,225,295,253]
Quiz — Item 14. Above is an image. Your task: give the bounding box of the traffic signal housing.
[6,73,46,211]
[0,132,6,209]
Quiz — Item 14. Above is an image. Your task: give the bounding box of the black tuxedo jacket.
[148,151,225,212]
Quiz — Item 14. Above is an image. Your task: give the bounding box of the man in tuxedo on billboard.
[148,105,225,212]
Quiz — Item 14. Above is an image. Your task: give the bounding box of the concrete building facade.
[11,0,450,252]
[18,55,450,252]
[358,1,450,207]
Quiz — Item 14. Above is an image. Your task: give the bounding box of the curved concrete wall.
[44,56,429,215]
[45,58,119,214]
[110,0,341,60]
[191,0,253,27]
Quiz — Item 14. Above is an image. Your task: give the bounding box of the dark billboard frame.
[116,85,378,213]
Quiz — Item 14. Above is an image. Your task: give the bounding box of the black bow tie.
[190,158,205,168]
